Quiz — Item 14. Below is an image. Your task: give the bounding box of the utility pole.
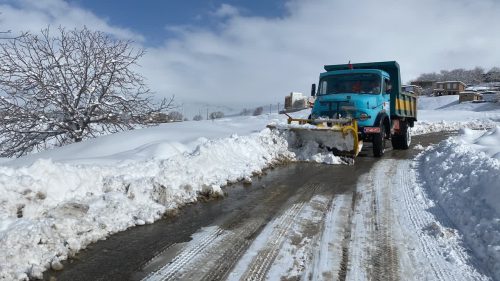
[278,103,280,113]
[206,107,209,120]
[269,104,272,114]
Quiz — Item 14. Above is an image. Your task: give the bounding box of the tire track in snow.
[199,219,263,281]
[396,160,490,281]
[142,226,227,281]
[144,182,324,281]
[370,161,399,281]
[345,160,400,281]
[241,203,307,281]
[337,191,357,281]
[308,193,352,281]
[231,183,320,281]
[398,160,453,281]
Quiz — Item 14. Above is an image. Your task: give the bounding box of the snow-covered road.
[1,96,499,280]
[46,133,492,281]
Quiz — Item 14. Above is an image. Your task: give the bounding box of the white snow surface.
[0,114,296,280]
[0,96,499,280]
[416,126,500,279]
[413,96,500,135]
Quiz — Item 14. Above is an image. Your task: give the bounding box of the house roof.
[459,91,482,95]
[435,81,466,86]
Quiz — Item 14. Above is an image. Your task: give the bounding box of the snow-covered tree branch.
[0,27,174,157]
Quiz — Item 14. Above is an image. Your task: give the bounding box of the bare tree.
[253,106,263,116]
[193,114,203,121]
[0,27,174,157]
[209,111,224,120]
[0,30,21,40]
[416,66,490,85]
[485,67,500,82]
[168,111,183,121]
[239,108,252,116]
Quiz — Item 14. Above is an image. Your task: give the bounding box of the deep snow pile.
[416,126,500,279]
[0,110,347,280]
[412,119,498,135]
[0,128,293,280]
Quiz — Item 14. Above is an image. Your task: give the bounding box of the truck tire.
[372,123,386,157]
[391,121,411,149]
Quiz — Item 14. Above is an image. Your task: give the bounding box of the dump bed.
[324,61,417,121]
[393,90,417,122]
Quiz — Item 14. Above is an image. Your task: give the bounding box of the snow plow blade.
[269,116,362,158]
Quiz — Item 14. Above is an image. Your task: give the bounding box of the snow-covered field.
[0,95,499,280]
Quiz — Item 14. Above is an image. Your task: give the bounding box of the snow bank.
[414,96,500,136]
[412,119,498,136]
[0,129,292,280]
[418,95,459,110]
[416,126,500,279]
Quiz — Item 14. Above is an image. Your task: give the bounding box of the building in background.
[284,92,309,111]
[458,91,483,103]
[411,80,436,89]
[433,81,466,96]
[460,84,500,103]
[402,85,423,95]
[410,80,436,96]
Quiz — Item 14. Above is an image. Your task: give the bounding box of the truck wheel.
[391,136,401,149]
[400,123,411,149]
[391,121,411,149]
[373,123,386,157]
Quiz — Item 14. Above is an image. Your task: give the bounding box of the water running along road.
[46,132,488,281]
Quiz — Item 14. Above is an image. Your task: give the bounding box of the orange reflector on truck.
[363,127,381,133]
[392,119,400,131]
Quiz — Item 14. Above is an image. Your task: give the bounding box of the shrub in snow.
[253,107,264,116]
[209,111,225,120]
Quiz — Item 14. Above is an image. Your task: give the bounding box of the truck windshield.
[318,73,381,95]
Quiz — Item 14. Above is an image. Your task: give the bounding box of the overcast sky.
[1,0,500,111]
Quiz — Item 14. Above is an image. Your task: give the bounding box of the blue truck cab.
[310,61,417,157]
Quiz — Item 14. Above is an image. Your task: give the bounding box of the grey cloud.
[1,0,499,109]
[0,0,143,41]
[142,0,500,106]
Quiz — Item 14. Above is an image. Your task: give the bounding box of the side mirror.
[311,84,316,97]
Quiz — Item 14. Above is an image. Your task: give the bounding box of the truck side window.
[384,79,391,94]
[320,80,327,95]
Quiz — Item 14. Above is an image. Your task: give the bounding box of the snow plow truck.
[277,61,417,157]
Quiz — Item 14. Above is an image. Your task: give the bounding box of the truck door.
[382,78,391,115]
